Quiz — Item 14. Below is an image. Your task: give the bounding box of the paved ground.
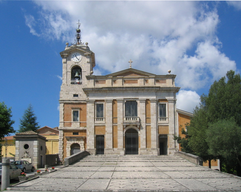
[7,155,241,191]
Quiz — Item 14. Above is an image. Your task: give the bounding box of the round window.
[24,144,29,149]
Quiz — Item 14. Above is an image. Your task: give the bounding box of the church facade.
[58,26,190,161]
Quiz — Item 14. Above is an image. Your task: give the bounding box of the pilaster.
[59,103,64,128]
[150,99,158,155]
[105,99,113,153]
[168,99,176,155]
[86,100,95,154]
[15,141,19,161]
[117,99,124,155]
[139,99,146,151]
[58,130,64,161]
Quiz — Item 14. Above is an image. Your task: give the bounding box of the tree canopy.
[18,104,40,133]
[176,70,241,175]
[206,118,241,175]
[0,102,15,139]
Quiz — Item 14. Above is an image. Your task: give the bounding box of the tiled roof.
[16,130,38,135]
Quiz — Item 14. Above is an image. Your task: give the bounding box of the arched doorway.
[70,143,80,155]
[125,128,138,154]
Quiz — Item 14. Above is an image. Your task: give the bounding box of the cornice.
[83,86,180,93]
[59,100,87,104]
[176,108,193,117]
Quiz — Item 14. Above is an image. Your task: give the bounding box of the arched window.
[71,66,82,84]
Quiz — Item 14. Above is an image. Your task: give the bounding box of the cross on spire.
[129,59,133,68]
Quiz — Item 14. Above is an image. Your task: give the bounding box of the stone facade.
[14,131,47,169]
[58,41,184,161]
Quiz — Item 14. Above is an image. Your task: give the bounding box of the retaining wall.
[64,151,90,166]
[175,151,203,165]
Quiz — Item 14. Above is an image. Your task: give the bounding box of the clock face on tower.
[71,52,81,62]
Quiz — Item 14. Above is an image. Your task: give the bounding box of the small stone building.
[14,131,47,168]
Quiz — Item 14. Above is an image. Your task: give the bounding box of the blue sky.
[0,1,241,133]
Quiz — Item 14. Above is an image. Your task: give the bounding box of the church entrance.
[159,135,167,155]
[70,143,80,155]
[96,135,104,155]
[125,128,138,154]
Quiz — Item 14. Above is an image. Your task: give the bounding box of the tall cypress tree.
[18,104,40,132]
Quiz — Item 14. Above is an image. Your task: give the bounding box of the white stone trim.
[66,137,85,157]
[158,102,169,123]
[95,101,105,123]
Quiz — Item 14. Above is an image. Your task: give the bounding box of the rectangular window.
[159,103,167,121]
[73,132,79,135]
[73,110,79,122]
[125,101,137,117]
[96,103,104,121]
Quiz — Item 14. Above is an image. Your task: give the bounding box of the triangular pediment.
[107,68,155,78]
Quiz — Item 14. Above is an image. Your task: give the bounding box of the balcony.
[123,116,140,127]
[95,117,105,123]
[158,116,168,124]
[159,117,167,121]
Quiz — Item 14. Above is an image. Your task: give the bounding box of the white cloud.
[24,15,40,37]
[26,1,236,91]
[176,90,200,113]
[227,1,241,10]
[56,75,62,81]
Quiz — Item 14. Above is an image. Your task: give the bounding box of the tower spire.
[76,20,81,45]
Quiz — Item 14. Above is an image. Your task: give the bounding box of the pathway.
[7,155,241,191]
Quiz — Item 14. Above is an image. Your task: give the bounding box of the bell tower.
[59,21,95,101]
[58,21,95,161]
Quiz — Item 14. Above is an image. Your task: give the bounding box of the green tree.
[206,119,241,175]
[18,104,40,132]
[174,124,193,153]
[0,102,15,139]
[204,70,241,125]
[187,70,241,172]
[188,104,214,167]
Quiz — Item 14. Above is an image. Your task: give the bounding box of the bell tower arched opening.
[71,66,82,84]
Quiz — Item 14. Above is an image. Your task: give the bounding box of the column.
[150,99,158,155]
[86,100,95,154]
[168,99,176,155]
[139,99,146,154]
[105,100,113,153]
[117,99,124,155]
